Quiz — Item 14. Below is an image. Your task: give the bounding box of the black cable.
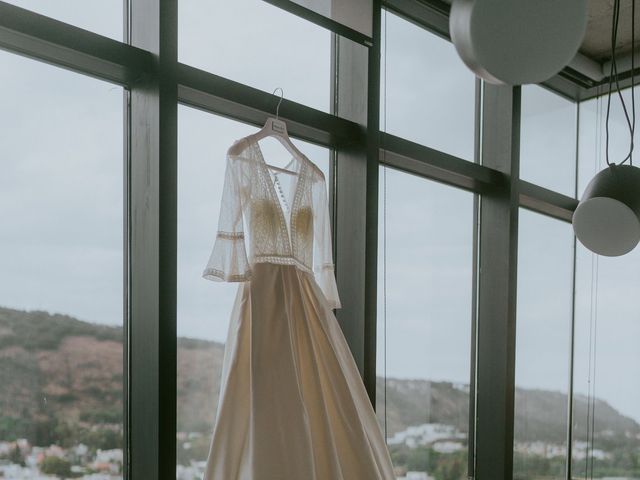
[605,0,618,166]
[616,0,636,166]
[629,0,636,165]
[606,0,636,166]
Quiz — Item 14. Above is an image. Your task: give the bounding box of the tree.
[40,456,72,477]
[434,452,466,480]
[8,444,24,466]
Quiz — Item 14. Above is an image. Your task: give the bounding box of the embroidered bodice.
[203,138,341,309]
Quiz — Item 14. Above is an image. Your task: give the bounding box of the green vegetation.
[389,444,467,480]
[0,416,32,442]
[50,419,123,451]
[0,413,122,451]
[40,456,72,477]
[0,306,122,351]
[80,408,122,424]
[3,443,25,466]
[513,452,566,479]
[512,450,640,479]
[390,448,640,480]
[2,305,640,479]
[571,450,640,478]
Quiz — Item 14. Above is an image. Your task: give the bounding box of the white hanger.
[228,88,305,175]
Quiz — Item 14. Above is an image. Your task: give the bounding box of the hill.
[0,306,638,449]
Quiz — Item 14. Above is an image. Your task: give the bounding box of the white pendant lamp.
[574,165,640,256]
[573,0,638,257]
[449,0,588,86]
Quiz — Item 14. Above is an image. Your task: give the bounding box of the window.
[4,0,122,41]
[577,87,639,195]
[572,244,640,479]
[5,0,624,477]
[520,85,577,197]
[381,11,476,161]
[179,0,332,112]
[176,105,331,479]
[0,51,124,478]
[571,86,640,479]
[377,167,474,480]
[287,0,373,37]
[514,209,574,480]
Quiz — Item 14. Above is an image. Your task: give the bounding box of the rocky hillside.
[0,306,638,447]
[0,307,124,446]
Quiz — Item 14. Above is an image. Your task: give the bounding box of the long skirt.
[203,262,395,480]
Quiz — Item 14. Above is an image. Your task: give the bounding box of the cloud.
[7,0,122,39]
[0,50,123,326]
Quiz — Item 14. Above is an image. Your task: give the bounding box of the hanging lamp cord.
[605,0,636,166]
[588,256,599,480]
[382,6,389,444]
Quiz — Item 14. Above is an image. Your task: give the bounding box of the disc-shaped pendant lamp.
[449,0,589,85]
[573,165,640,257]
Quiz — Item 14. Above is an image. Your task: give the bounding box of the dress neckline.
[251,140,308,253]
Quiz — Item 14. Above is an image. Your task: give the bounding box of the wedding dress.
[202,137,395,480]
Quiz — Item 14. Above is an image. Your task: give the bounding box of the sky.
[2,0,640,428]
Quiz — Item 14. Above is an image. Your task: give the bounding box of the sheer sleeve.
[203,155,251,282]
[313,173,341,309]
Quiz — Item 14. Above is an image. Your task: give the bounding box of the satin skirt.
[203,263,395,480]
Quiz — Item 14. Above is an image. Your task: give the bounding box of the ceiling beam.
[569,50,640,84]
[602,50,640,78]
[568,53,605,82]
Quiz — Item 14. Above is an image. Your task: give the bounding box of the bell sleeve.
[313,173,342,309]
[202,155,251,282]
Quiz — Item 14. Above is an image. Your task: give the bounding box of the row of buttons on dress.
[272,172,290,214]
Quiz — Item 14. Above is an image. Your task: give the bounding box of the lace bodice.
[203,138,341,309]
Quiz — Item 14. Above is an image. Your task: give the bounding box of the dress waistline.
[251,255,313,276]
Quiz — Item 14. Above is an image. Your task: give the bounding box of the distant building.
[177,460,207,480]
[387,423,467,448]
[432,440,465,454]
[94,448,123,464]
[73,443,90,456]
[0,463,52,479]
[514,440,611,461]
[572,441,610,460]
[397,472,433,480]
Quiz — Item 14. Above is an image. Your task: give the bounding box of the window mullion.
[473,84,521,480]
[331,0,381,404]
[127,0,178,478]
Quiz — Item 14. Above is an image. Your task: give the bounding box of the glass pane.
[291,0,372,37]
[381,11,476,161]
[573,86,640,479]
[578,87,640,196]
[179,0,331,112]
[176,105,331,479]
[572,245,640,479]
[5,0,122,41]
[0,51,124,477]
[514,209,574,480]
[520,85,577,196]
[377,167,474,480]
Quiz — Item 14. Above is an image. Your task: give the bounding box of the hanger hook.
[272,87,284,120]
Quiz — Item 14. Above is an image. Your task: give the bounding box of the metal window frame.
[0,1,586,479]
